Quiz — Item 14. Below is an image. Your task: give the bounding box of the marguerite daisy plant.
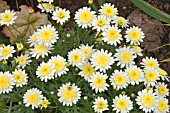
[0,10,17,26]
[57,82,81,106]
[52,7,70,25]
[92,97,109,113]
[102,26,122,46]
[75,7,96,28]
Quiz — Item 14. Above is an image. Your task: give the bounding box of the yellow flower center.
[97,19,105,27]
[1,47,11,56]
[81,47,93,58]
[16,56,26,65]
[97,101,105,109]
[114,74,126,86]
[16,43,23,50]
[39,64,51,76]
[82,64,94,77]
[2,12,13,22]
[71,52,82,63]
[157,100,168,111]
[128,29,141,40]
[31,33,38,42]
[57,11,65,18]
[35,45,47,53]
[42,3,54,10]
[79,10,93,23]
[119,50,132,63]
[40,29,53,41]
[95,53,109,67]
[141,94,155,107]
[116,17,126,26]
[27,92,40,104]
[158,85,167,95]
[61,86,76,102]
[145,60,157,69]
[128,69,140,81]
[107,28,119,39]
[145,70,157,82]
[52,59,64,72]
[133,46,141,53]
[93,76,105,88]
[116,98,128,110]
[41,99,49,108]
[103,6,115,17]
[13,72,24,83]
[0,75,10,90]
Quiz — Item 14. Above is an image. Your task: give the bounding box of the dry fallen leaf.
[2,5,49,44]
[0,0,10,12]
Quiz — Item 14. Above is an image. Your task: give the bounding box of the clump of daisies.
[0,1,169,113]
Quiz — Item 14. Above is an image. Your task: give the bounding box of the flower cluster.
[0,1,169,113]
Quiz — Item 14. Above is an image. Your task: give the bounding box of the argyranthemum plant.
[0,1,169,113]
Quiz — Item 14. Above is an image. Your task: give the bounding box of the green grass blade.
[131,0,170,23]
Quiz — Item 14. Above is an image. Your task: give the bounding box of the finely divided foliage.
[0,0,169,113]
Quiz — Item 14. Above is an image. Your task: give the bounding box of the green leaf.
[98,0,105,6]
[131,0,170,23]
[160,58,170,62]
[0,31,10,44]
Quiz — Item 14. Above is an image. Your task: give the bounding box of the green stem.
[6,26,16,38]
[11,25,22,36]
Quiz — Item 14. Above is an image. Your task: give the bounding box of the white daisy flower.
[114,46,136,68]
[12,69,28,87]
[15,54,31,69]
[36,62,55,82]
[0,45,15,61]
[75,7,96,28]
[89,72,109,93]
[0,71,15,94]
[28,32,39,47]
[92,15,110,32]
[136,89,157,113]
[112,16,129,28]
[125,65,144,85]
[78,62,95,82]
[143,67,160,87]
[158,68,169,81]
[79,44,94,59]
[90,49,114,73]
[155,97,169,113]
[68,48,85,67]
[58,82,81,106]
[37,3,54,13]
[125,26,145,45]
[133,46,143,56]
[48,55,69,77]
[52,7,70,25]
[112,94,133,113]
[140,57,159,69]
[30,44,52,59]
[0,10,17,26]
[102,26,122,46]
[109,70,129,90]
[155,82,169,98]
[37,24,59,46]
[92,97,109,113]
[99,3,118,19]
[23,88,43,109]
